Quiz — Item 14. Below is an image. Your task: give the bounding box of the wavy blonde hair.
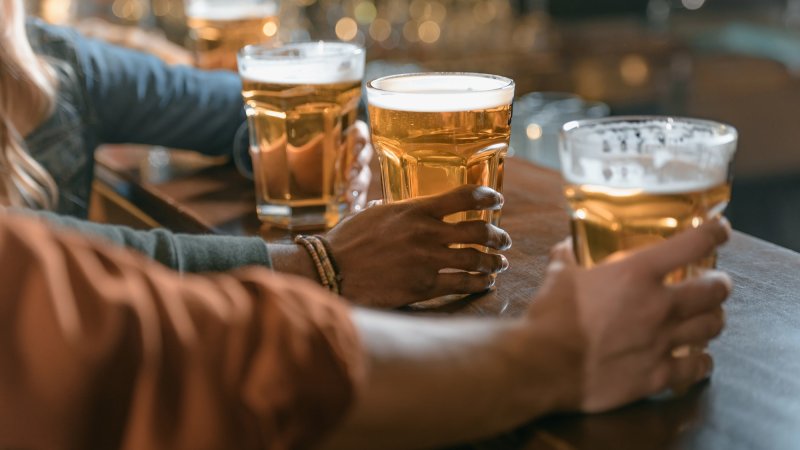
[0,0,59,209]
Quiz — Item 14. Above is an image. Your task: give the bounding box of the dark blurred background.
[27,0,800,252]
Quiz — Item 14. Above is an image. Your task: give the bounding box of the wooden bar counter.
[93,145,800,450]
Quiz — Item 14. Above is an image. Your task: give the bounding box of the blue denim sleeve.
[75,33,247,157]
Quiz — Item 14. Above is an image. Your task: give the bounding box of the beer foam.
[239,42,364,85]
[561,117,736,191]
[366,73,514,112]
[187,2,278,20]
[565,166,726,193]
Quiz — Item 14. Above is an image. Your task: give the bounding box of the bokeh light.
[526,124,543,140]
[620,54,650,86]
[262,19,279,37]
[335,17,359,41]
[355,1,378,24]
[370,18,393,42]
[682,0,706,10]
[418,20,441,43]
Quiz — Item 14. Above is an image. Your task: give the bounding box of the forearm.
[0,213,364,449]
[322,309,563,450]
[77,30,245,155]
[12,208,271,272]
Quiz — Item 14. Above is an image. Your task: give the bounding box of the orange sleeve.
[0,213,365,450]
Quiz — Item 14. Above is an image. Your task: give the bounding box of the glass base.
[257,202,347,231]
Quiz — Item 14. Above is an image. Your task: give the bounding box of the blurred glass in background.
[185,0,278,70]
[511,92,609,169]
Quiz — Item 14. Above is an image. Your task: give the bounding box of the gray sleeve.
[11,209,272,273]
[75,31,246,156]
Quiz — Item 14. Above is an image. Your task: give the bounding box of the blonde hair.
[0,0,59,209]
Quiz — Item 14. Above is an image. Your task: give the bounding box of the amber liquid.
[368,105,511,226]
[565,182,731,282]
[187,15,277,71]
[242,79,361,229]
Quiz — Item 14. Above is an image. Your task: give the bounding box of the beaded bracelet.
[315,235,342,285]
[294,235,342,295]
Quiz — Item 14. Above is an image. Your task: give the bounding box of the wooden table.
[93,145,800,450]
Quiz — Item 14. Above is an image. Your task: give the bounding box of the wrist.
[268,243,319,283]
[294,235,342,295]
[503,319,581,419]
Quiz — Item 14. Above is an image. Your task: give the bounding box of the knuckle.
[466,274,492,293]
[649,366,670,393]
[457,221,485,244]
[411,221,438,242]
[712,279,730,302]
[469,250,484,270]
[480,223,494,244]
[708,314,724,337]
[490,254,503,272]
[414,274,438,295]
[700,231,718,253]
[654,334,672,355]
[647,299,671,326]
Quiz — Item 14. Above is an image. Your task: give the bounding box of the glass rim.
[561,115,738,147]
[238,41,364,62]
[366,72,514,94]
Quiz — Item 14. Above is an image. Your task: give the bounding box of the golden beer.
[367,73,515,226]
[566,181,731,282]
[186,1,278,71]
[560,117,738,281]
[239,43,364,229]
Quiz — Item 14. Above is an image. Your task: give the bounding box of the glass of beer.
[560,116,738,281]
[238,42,365,230]
[185,0,278,71]
[366,73,515,228]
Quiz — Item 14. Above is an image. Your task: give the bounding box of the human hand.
[342,120,373,212]
[324,185,512,308]
[520,218,731,414]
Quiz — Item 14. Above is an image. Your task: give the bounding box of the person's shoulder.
[26,17,83,55]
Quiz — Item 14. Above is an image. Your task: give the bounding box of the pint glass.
[366,73,515,227]
[238,42,365,230]
[185,0,278,70]
[560,117,738,282]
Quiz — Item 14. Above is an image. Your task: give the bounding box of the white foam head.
[560,117,737,191]
[186,1,277,20]
[238,42,365,85]
[366,73,515,112]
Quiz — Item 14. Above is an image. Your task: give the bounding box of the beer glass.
[560,116,737,282]
[185,0,278,70]
[366,73,515,227]
[238,42,365,230]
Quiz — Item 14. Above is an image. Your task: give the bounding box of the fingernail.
[702,356,714,379]
[720,216,732,239]
[475,186,503,210]
[488,277,496,289]
[502,233,513,250]
[714,216,731,243]
[500,255,510,272]
[706,271,732,301]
